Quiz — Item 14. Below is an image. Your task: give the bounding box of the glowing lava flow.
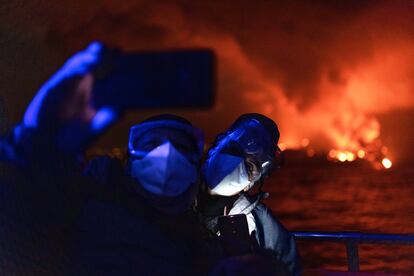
[382,158,392,169]
[327,145,393,169]
[280,138,393,170]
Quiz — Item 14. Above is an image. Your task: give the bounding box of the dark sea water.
[263,157,414,274]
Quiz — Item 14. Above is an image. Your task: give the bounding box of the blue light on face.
[128,121,203,164]
[130,129,198,163]
[205,119,274,172]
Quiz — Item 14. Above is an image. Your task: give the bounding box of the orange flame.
[34,0,413,166]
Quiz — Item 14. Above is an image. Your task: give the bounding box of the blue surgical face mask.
[130,142,198,197]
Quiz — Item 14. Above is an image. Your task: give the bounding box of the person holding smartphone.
[0,42,222,275]
[198,113,302,275]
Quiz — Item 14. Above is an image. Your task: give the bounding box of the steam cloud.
[2,0,414,158]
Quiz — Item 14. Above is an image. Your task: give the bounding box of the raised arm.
[11,42,117,164]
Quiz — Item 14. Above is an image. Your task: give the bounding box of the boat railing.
[292,231,414,272]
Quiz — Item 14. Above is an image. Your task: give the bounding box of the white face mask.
[131,142,197,197]
[206,153,251,196]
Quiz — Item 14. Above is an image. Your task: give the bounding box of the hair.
[140,114,192,126]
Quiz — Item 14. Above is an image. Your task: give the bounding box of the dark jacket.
[199,193,302,275]
[0,127,222,275]
[253,201,302,275]
[0,126,88,275]
[75,156,223,275]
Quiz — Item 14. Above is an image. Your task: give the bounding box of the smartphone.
[92,49,215,109]
[217,214,252,255]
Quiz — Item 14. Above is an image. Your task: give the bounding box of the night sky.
[1,0,414,161]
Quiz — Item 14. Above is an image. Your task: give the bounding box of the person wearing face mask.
[198,113,302,276]
[126,114,203,214]
[0,43,222,275]
[73,114,225,275]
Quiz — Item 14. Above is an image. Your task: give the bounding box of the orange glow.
[357,150,366,159]
[346,152,355,162]
[325,138,394,168]
[307,148,315,157]
[330,150,356,162]
[338,152,347,162]
[382,158,392,169]
[37,0,413,171]
[301,138,310,148]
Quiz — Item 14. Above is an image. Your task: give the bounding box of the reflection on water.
[263,159,414,273]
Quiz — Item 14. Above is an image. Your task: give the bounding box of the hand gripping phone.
[217,214,253,255]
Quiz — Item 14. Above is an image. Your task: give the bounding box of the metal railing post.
[345,241,359,272]
[292,231,414,273]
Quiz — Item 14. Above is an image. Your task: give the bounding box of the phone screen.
[92,50,215,109]
[217,214,251,249]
